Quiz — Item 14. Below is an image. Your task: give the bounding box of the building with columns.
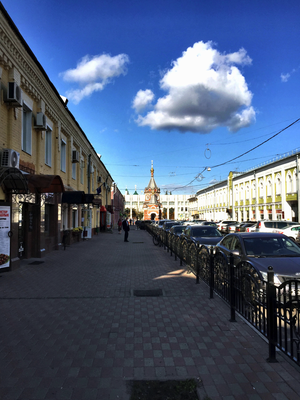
[195,151,300,222]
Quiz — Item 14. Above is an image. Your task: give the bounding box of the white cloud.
[281,72,290,82]
[60,53,129,104]
[132,89,155,113]
[134,41,255,133]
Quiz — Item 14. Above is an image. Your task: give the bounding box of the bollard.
[267,266,278,363]
[196,245,200,284]
[229,252,236,322]
[209,247,214,299]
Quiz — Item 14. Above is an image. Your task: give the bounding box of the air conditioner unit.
[5,82,22,107]
[72,150,79,163]
[0,148,20,168]
[34,112,47,130]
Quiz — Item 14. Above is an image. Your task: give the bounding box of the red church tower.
[143,161,161,220]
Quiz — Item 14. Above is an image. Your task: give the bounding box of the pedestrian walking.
[117,218,122,234]
[122,217,130,242]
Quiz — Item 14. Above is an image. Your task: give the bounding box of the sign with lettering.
[0,206,10,269]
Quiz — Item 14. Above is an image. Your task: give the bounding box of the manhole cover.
[29,261,44,265]
[133,289,163,297]
[128,379,199,399]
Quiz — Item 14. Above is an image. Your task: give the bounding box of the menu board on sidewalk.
[0,206,10,269]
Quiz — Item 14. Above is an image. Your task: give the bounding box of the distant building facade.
[124,162,189,220]
[194,152,300,222]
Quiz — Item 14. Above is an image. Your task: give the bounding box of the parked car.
[180,225,223,246]
[273,225,300,242]
[225,222,244,234]
[246,224,257,233]
[237,222,257,232]
[162,221,181,232]
[255,220,299,233]
[169,225,186,237]
[218,221,238,234]
[198,221,217,227]
[214,232,300,285]
[157,219,171,229]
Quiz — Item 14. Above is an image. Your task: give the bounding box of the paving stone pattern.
[0,229,300,399]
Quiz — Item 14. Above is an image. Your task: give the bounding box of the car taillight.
[258,222,261,228]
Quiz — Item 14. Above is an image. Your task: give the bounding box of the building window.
[72,162,76,180]
[80,159,84,184]
[267,179,272,197]
[287,173,293,193]
[61,140,66,172]
[22,103,32,154]
[276,176,281,195]
[45,128,52,166]
[72,209,78,228]
[259,181,264,198]
[246,185,250,200]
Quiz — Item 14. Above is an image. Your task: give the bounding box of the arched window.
[246,185,250,200]
[276,175,281,195]
[252,182,256,198]
[259,180,264,198]
[287,172,293,193]
[267,179,272,197]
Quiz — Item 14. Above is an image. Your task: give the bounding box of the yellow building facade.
[0,4,115,269]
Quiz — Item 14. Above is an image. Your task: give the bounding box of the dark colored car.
[169,225,185,237]
[181,225,223,246]
[162,221,181,232]
[214,232,300,284]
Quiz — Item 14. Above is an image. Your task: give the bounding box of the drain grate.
[132,242,144,244]
[133,289,163,297]
[28,261,44,265]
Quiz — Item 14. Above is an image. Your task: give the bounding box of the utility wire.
[210,118,300,169]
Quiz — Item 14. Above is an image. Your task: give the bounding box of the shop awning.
[84,194,94,203]
[0,167,28,193]
[25,174,65,193]
[0,169,64,194]
[61,191,85,204]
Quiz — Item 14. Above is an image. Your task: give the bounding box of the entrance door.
[19,203,38,259]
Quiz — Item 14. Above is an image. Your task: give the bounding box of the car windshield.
[172,226,184,233]
[191,228,222,237]
[165,222,176,228]
[244,237,300,257]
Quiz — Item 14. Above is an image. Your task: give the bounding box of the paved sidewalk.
[0,228,299,400]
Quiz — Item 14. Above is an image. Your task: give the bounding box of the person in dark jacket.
[122,217,130,242]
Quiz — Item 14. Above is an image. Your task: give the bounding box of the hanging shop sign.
[0,206,10,269]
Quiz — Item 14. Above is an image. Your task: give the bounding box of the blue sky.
[3,0,300,195]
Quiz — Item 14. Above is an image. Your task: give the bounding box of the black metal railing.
[145,223,300,366]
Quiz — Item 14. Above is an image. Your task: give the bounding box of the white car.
[273,225,300,241]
